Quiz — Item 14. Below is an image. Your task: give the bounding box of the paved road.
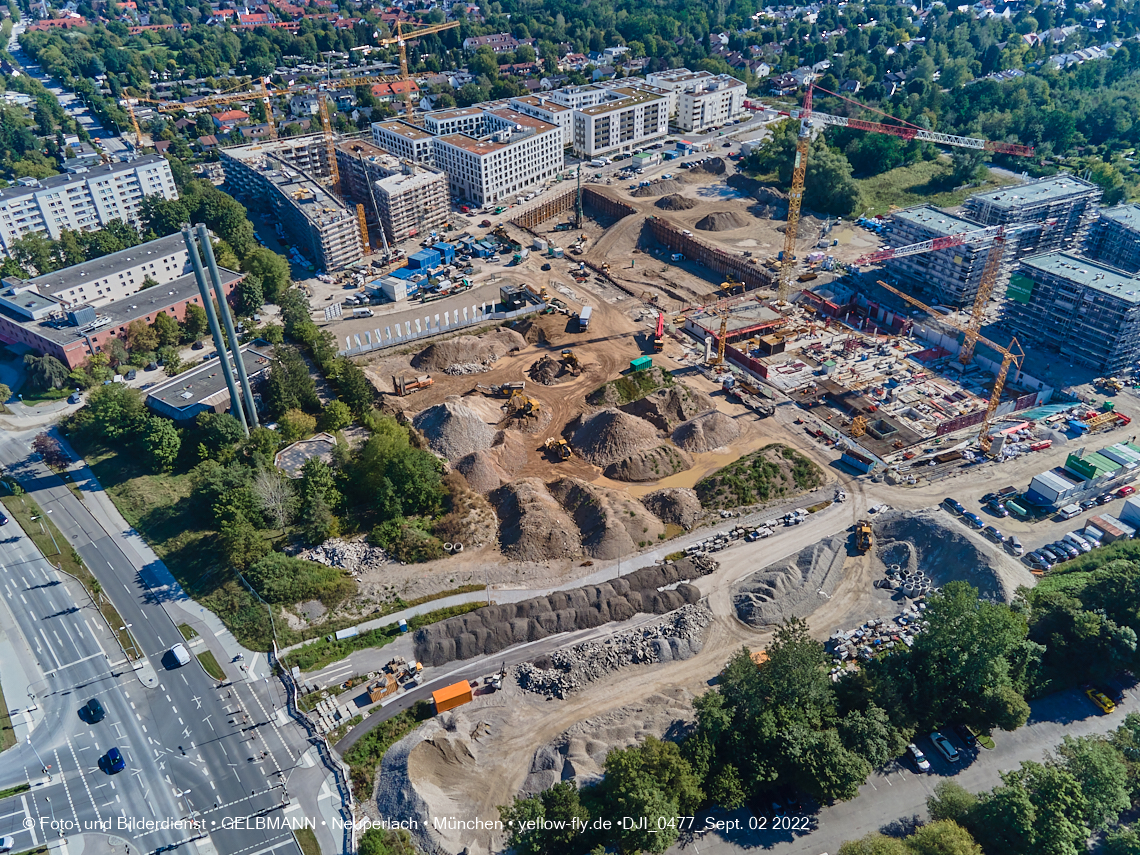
[0,429,320,855]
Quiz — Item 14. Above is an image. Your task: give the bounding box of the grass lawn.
[294,827,321,855]
[0,676,15,752]
[196,650,226,681]
[178,623,199,640]
[856,160,1018,216]
[343,705,432,799]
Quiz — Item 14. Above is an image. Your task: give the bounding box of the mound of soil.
[655,194,699,211]
[571,408,661,468]
[733,536,848,626]
[696,211,750,232]
[489,429,529,476]
[492,478,581,561]
[528,355,566,385]
[412,398,497,461]
[454,449,509,493]
[686,157,727,177]
[510,317,549,346]
[641,488,703,530]
[589,367,674,408]
[696,444,824,510]
[412,328,526,373]
[621,384,712,431]
[631,178,685,197]
[604,445,692,483]
[672,411,741,452]
[548,477,666,558]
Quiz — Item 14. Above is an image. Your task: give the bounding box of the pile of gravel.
[733,536,847,626]
[296,538,388,573]
[640,488,703,530]
[413,399,497,461]
[514,604,712,698]
[454,449,509,493]
[528,355,565,385]
[696,211,750,232]
[672,411,741,452]
[686,157,727,177]
[631,179,685,197]
[571,408,660,467]
[604,445,692,482]
[655,194,699,211]
[412,329,526,374]
[492,478,582,561]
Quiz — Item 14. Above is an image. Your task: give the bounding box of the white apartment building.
[570,86,670,157]
[509,95,574,146]
[646,69,747,131]
[645,68,716,115]
[432,110,563,206]
[371,121,436,165]
[423,106,487,137]
[0,156,177,257]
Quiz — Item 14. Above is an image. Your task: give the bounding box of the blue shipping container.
[408,248,441,270]
[432,242,456,265]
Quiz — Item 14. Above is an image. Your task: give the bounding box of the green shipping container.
[630,356,653,372]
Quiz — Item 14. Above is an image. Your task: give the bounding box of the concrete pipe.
[444,543,454,552]
[454,543,464,552]
[890,564,901,573]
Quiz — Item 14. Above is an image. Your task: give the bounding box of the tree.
[707,763,747,810]
[1056,735,1131,830]
[152,311,181,347]
[24,353,69,391]
[235,274,264,317]
[32,432,70,469]
[278,408,317,443]
[159,347,183,376]
[0,383,11,405]
[603,736,703,851]
[142,416,182,472]
[838,704,908,768]
[219,514,270,569]
[1102,828,1140,855]
[126,319,159,353]
[927,781,978,826]
[1086,160,1126,206]
[804,144,862,216]
[950,150,987,185]
[498,793,547,855]
[904,820,982,855]
[78,383,146,441]
[252,467,296,532]
[838,834,910,855]
[320,400,353,432]
[357,828,417,855]
[182,304,210,342]
[195,411,246,453]
[240,247,291,302]
[264,345,319,418]
[335,359,376,417]
[469,46,500,79]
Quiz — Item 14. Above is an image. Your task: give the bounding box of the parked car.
[943,498,966,515]
[1117,485,1136,498]
[0,511,8,527]
[1006,535,1024,556]
[987,500,1009,518]
[962,512,984,529]
[982,525,1004,542]
[1087,689,1117,714]
[1094,681,1126,705]
[1097,493,1115,505]
[1039,546,1063,563]
[953,724,979,749]
[907,743,931,772]
[1064,532,1093,553]
[541,263,551,271]
[1054,541,1080,559]
[1026,552,1051,571]
[1081,498,1100,510]
[930,731,960,763]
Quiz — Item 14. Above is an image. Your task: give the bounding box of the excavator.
[544,437,572,460]
[393,375,433,396]
[561,349,582,373]
[506,390,541,418]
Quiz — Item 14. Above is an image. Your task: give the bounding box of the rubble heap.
[296,538,388,574]
[514,604,712,698]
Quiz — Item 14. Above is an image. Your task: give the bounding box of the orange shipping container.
[433,681,473,713]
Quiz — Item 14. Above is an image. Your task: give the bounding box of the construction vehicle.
[1095,377,1125,392]
[506,390,541,418]
[653,312,665,352]
[561,349,582,372]
[476,381,525,397]
[544,437,572,460]
[855,519,873,553]
[393,374,434,396]
[777,85,1032,303]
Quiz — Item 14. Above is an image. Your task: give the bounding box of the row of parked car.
[906,724,982,771]
[942,497,1024,555]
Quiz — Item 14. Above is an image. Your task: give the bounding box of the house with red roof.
[211,109,250,130]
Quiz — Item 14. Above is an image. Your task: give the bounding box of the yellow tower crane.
[876,279,1024,454]
[374,20,461,118]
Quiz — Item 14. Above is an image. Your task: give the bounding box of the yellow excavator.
[506,390,541,418]
[561,349,581,373]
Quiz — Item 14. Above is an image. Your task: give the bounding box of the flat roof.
[966,173,1099,209]
[487,108,557,133]
[15,233,187,298]
[0,155,168,203]
[146,341,272,414]
[511,95,571,112]
[890,205,982,236]
[426,107,483,121]
[374,121,434,141]
[1098,203,1140,232]
[375,169,446,195]
[1033,469,1083,491]
[335,139,389,158]
[1019,251,1140,304]
[579,86,667,116]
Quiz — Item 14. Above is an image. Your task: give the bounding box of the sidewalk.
[0,592,46,743]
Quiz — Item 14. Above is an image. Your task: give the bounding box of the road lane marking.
[52,747,81,826]
[43,651,105,675]
[66,737,102,822]
[19,795,37,846]
[37,628,62,670]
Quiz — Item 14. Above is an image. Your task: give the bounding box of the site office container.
[433,681,473,713]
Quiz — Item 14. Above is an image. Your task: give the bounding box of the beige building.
[374,166,449,242]
[508,96,574,146]
[371,121,436,165]
[569,85,670,157]
[423,106,487,137]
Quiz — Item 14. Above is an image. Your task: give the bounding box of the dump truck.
[855,520,873,552]
[393,375,434,396]
[653,312,665,352]
[1096,377,1125,392]
[433,680,474,714]
[544,437,572,460]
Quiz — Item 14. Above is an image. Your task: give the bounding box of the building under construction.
[962,174,1101,257]
[1003,251,1140,373]
[1086,203,1140,273]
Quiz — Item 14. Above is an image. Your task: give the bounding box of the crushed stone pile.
[655,194,699,211]
[696,211,750,232]
[604,445,692,483]
[571,408,661,468]
[733,536,848,626]
[514,604,712,699]
[413,555,718,667]
[621,383,712,431]
[640,488,703,530]
[685,157,727,178]
[548,477,666,557]
[454,450,510,493]
[528,355,565,385]
[492,478,581,561]
[412,398,497,461]
[412,329,526,374]
[672,411,741,452]
[295,538,388,572]
[631,178,686,197]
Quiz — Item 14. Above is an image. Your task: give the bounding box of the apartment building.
[335,139,402,206]
[1003,252,1140,373]
[423,106,487,137]
[1085,203,1140,273]
[962,174,1102,257]
[431,110,563,206]
[569,86,670,157]
[881,206,1011,307]
[676,75,747,133]
[221,145,363,271]
[0,233,242,369]
[374,166,449,242]
[249,134,330,176]
[371,121,436,165]
[0,156,177,257]
[509,95,574,146]
[646,68,715,115]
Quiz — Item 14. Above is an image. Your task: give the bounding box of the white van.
[1057,503,1082,520]
[170,644,191,667]
[1063,532,1093,553]
[352,307,374,318]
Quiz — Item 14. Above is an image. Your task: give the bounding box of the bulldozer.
[855,519,873,553]
[506,390,541,418]
[544,437,572,460]
[476,381,525,398]
[561,349,581,373]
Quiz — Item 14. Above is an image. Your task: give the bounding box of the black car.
[85,698,106,722]
[987,500,1009,518]
[981,492,1000,504]
[954,724,978,748]
[1039,546,1062,563]
[541,263,552,271]
[1098,493,1115,505]
[944,498,966,515]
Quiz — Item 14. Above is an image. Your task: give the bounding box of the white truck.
[578,306,593,331]
[352,307,374,318]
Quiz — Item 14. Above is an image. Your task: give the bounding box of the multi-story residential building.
[882,206,1010,307]
[462,33,518,53]
[1085,203,1140,273]
[675,74,747,132]
[374,165,449,242]
[962,174,1102,257]
[221,144,363,271]
[645,68,716,115]
[247,133,330,176]
[0,233,242,369]
[335,139,402,207]
[371,121,436,165]
[423,106,487,137]
[0,156,177,257]
[432,109,563,206]
[569,85,670,157]
[1003,252,1140,373]
[509,95,574,146]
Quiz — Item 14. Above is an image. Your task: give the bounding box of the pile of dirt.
[640,488,703,530]
[548,477,666,556]
[655,194,699,211]
[733,536,848,626]
[570,408,661,468]
[454,450,510,493]
[872,509,1036,602]
[631,178,685,197]
[412,398,497,461]
[621,384,712,431]
[492,478,581,561]
[696,444,824,510]
[510,317,549,346]
[604,445,692,483]
[685,157,727,178]
[696,211,750,232]
[528,355,565,385]
[413,555,718,667]
[725,174,789,218]
[412,328,526,374]
[672,411,741,453]
[588,366,674,408]
[489,430,529,477]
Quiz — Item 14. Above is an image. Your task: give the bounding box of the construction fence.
[337,302,546,358]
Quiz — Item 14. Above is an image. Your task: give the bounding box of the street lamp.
[26,737,51,780]
[45,796,60,835]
